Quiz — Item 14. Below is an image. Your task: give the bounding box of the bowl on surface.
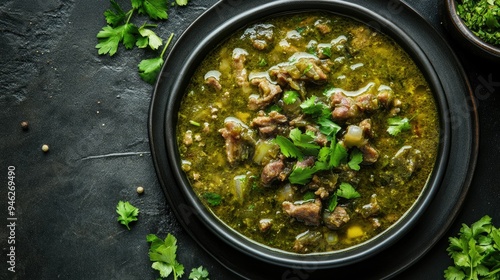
[443,0,500,62]
[157,0,450,270]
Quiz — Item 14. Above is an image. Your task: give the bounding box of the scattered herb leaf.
[116,201,139,230]
[147,233,185,280]
[203,192,222,206]
[387,116,411,136]
[189,266,210,280]
[336,182,361,199]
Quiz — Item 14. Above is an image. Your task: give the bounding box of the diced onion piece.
[343,125,365,148]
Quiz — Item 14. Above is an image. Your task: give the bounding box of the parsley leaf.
[386,117,411,136]
[137,24,163,50]
[96,23,138,55]
[147,233,185,280]
[138,32,174,84]
[134,0,169,20]
[189,266,209,280]
[203,192,222,206]
[116,201,139,230]
[445,215,500,280]
[104,0,128,26]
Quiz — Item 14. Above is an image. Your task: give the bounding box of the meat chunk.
[261,159,285,185]
[359,143,379,164]
[355,93,379,112]
[258,218,273,232]
[323,206,350,230]
[330,92,360,121]
[248,78,283,110]
[241,23,275,51]
[282,198,322,226]
[218,118,255,164]
[294,58,328,82]
[250,110,288,137]
[232,48,249,87]
[204,76,222,91]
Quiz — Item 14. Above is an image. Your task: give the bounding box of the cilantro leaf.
[445,215,500,280]
[147,233,185,280]
[289,128,320,154]
[289,166,317,185]
[137,24,163,50]
[96,23,137,55]
[203,192,222,206]
[176,0,189,6]
[138,32,174,84]
[329,142,348,168]
[348,148,363,171]
[327,194,338,212]
[283,90,300,105]
[142,0,168,20]
[116,201,139,230]
[387,117,411,136]
[104,0,127,26]
[138,57,164,83]
[189,266,209,280]
[336,182,361,199]
[317,117,341,141]
[300,96,330,117]
[275,135,304,160]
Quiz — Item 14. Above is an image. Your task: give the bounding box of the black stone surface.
[0,0,499,279]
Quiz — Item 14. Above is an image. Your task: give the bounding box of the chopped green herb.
[258,57,268,67]
[321,47,332,57]
[283,90,300,105]
[203,192,222,206]
[387,117,411,136]
[116,201,139,230]
[457,0,500,46]
[303,191,316,200]
[189,120,201,126]
[327,194,338,212]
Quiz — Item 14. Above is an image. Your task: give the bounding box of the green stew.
[177,13,439,253]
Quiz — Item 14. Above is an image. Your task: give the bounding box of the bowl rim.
[445,0,500,57]
[162,0,451,269]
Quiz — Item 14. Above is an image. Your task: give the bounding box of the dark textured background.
[0,0,499,279]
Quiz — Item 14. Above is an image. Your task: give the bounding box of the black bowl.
[156,0,451,269]
[443,0,500,62]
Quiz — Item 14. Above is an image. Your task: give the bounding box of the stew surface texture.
[177,12,439,253]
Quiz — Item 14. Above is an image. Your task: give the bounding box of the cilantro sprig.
[96,0,187,83]
[386,116,411,136]
[444,215,500,280]
[327,182,361,211]
[116,200,139,230]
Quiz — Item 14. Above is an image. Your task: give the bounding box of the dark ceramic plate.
[149,0,478,278]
